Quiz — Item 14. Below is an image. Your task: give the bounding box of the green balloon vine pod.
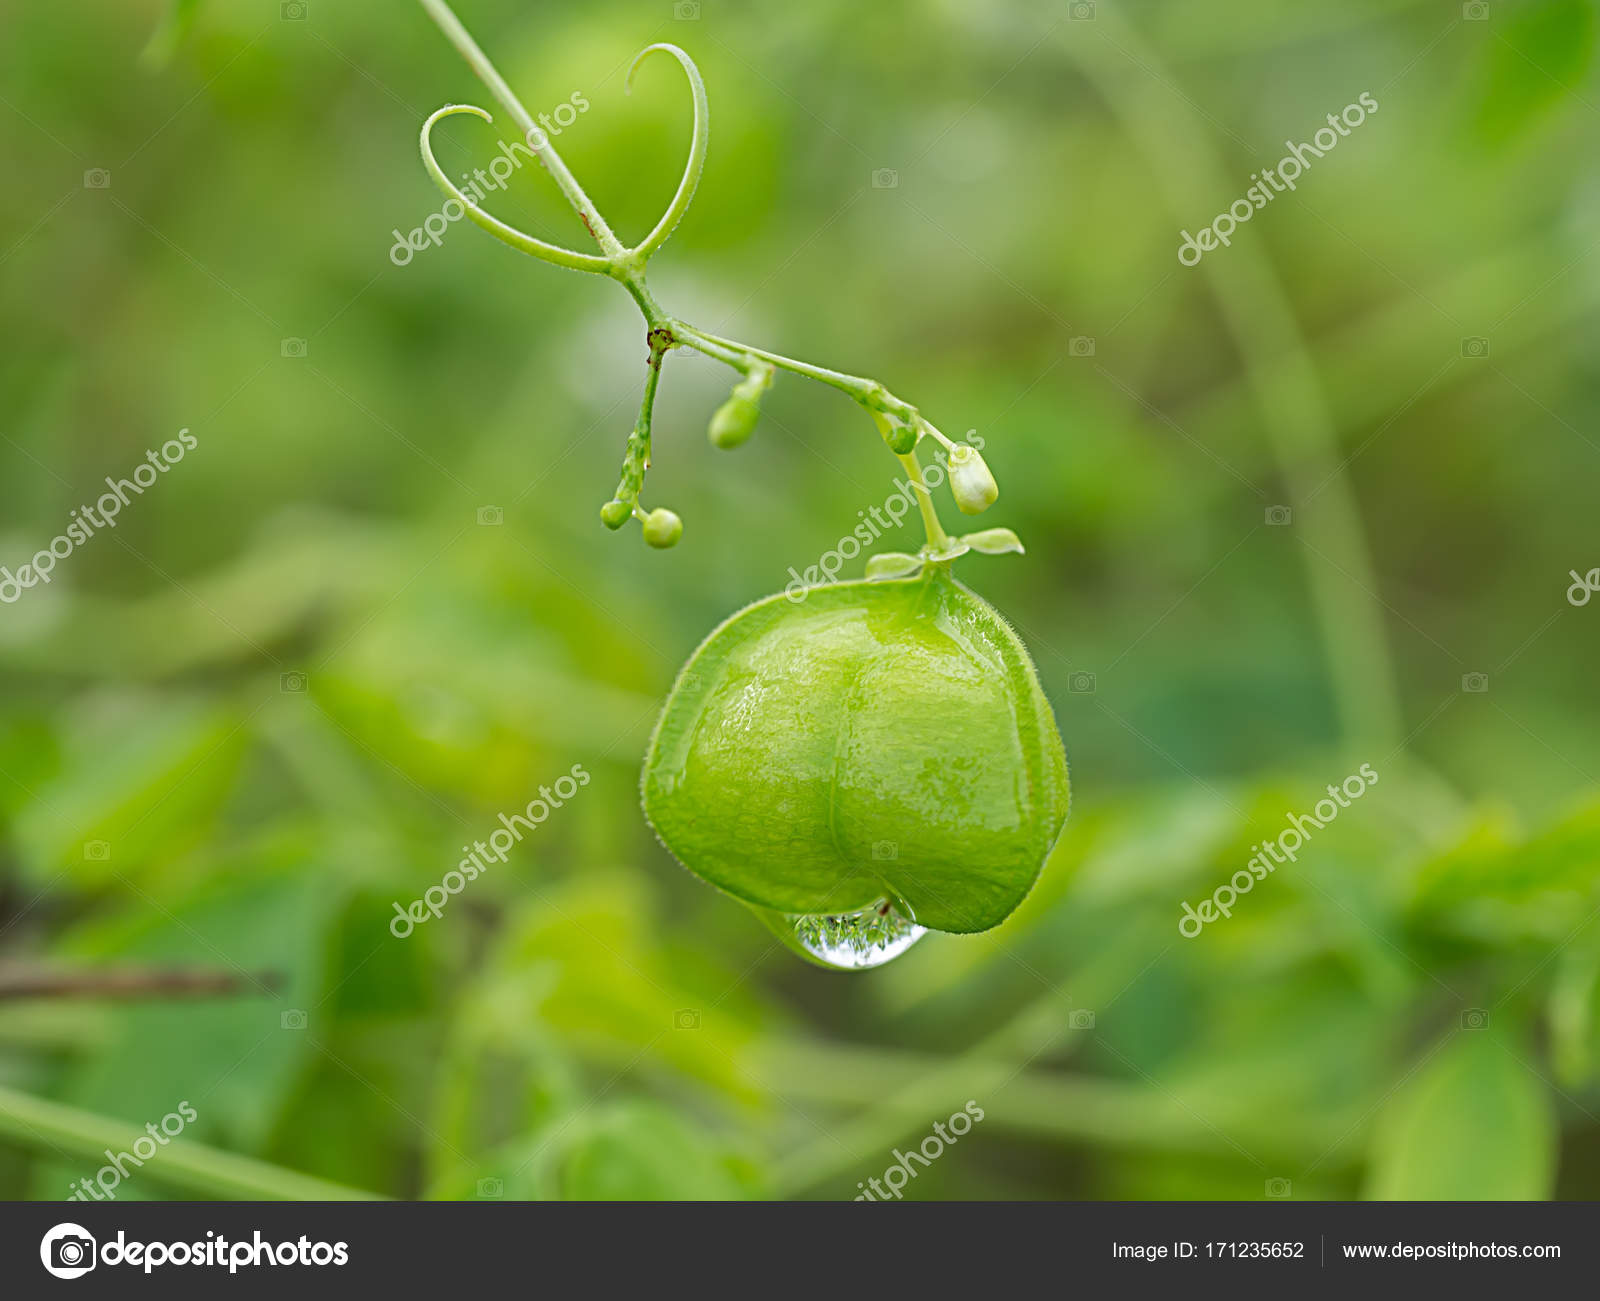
[416,0,1070,967]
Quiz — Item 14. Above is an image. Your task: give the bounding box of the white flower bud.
[948,444,998,515]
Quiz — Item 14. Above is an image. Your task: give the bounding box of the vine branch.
[415,0,1008,570]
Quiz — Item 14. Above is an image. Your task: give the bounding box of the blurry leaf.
[1548,941,1600,1087]
[961,527,1025,556]
[558,1100,751,1200]
[864,552,923,580]
[484,872,774,1106]
[31,832,345,1197]
[12,696,245,886]
[141,0,203,68]
[1410,796,1600,940]
[1365,1026,1556,1200]
[428,1098,759,1201]
[1472,0,1596,145]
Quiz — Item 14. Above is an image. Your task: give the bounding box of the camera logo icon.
[1265,1177,1292,1198]
[871,840,899,861]
[82,840,111,862]
[41,1223,97,1279]
[871,168,899,189]
[280,671,308,693]
[1069,1,1096,18]
[1069,1009,1096,1030]
[1462,1,1489,20]
[280,1009,308,1030]
[82,169,111,189]
[1068,336,1096,357]
[477,505,503,526]
[1461,672,1489,693]
[1461,1008,1490,1030]
[281,1,308,18]
[280,337,308,359]
[674,0,701,18]
[1068,671,1096,694]
[1460,335,1489,358]
[673,1008,701,1030]
[476,1176,504,1198]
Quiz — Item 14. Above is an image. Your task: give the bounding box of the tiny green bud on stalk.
[600,499,632,530]
[948,444,998,515]
[708,392,760,449]
[707,362,773,450]
[643,507,683,548]
[885,421,918,455]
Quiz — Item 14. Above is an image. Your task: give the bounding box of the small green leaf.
[1364,1025,1556,1200]
[864,552,923,581]
[962,527,1025,556]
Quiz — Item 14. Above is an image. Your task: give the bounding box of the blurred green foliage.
[1,0,1598,1200]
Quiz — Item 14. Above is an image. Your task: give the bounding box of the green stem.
[897,447,952,551]
[755,1039,1360,1176]
[610,328,673,509]
[417,0,990,554]
[0,1083,381,1201]
[674,324,914,420]
[418,0,623,257]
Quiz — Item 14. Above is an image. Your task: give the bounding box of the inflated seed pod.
[642,571,1070,934]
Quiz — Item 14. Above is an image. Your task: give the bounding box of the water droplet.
[751,897,926,970]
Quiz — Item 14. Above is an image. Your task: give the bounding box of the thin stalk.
[675,324,913,419]
[1065,11,1402,751]
[0,1083,381,1201]
[609,329,673,510]
[418,0,623,257]
[897,447,952,550]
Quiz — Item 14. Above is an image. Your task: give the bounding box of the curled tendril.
[418,104,612,274]
[624,43,708,260]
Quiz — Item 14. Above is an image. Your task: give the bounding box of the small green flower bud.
[708,393,761,449]
[948,444,998,515]
[884,421,918,455]
[642,507,683,549]
[600,499,632,530]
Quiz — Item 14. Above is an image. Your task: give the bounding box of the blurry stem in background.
[0,965,282,1001]
[416,0,977,557]
[0,1083,379,1201]
[1062,11,1403,753]
[755,1039,1361,1177]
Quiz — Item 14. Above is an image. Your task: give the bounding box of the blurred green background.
[1,0,1598,1201]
